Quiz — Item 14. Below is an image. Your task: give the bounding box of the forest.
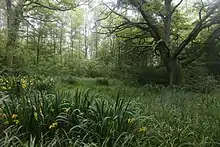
[0,0,220,146]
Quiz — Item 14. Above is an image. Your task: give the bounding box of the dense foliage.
[1,0,220,146]
[1,76,220,146]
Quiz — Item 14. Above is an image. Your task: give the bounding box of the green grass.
[1,75,220,146]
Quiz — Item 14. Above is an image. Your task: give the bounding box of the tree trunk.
[84,23,88,58]
[5,0,24,68]
[166,59,184,86]
[5,20,20,67]
[52,32,56,65]
[36,31,41,66]
[59,23,63,66]
[163,0,172,46]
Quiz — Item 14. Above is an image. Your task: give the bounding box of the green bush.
[34,76,55,92]
[0,68,31,76]
[64,59,115,78]
[61,75,78,85]
[96,78,109,86]
[122,66,169,86]
[184,62,218,93]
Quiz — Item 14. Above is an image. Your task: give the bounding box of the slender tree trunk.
[95,23,98,58]
[26,24,29,48]
[70,26,76,57]
[163,0,172,46]
[84,24,88,58]
[59,24,63,66]
[52,32,56,65]
[36,30,41,66]
[70,27,74,56]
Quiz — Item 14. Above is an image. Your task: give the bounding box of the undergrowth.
[1,75,220,146]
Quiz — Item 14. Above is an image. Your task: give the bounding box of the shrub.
[184,62,218,93]
[0,75,35,96]
[33,76,55,92]
[96,78,109,86]
[62,75,78,85]
[0,67,31,76]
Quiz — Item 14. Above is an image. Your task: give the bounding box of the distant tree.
[3,0,86,68]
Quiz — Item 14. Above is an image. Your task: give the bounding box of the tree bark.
[59,23,64,66]
[84,23,88,58]
[36,30,41,66]
[5,0,24,68]
[52,32,56,65]
[166,59,184,86]
[95,25,98,58]
[163,0,172,46]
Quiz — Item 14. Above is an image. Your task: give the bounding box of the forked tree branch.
[104,3,150,33]
[171,0,183,15]
[172,1,220,58]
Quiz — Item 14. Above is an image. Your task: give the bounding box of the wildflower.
[4,121,9,125]
[49,122,58,129]
[138,127,147,133]
[2,86,7,90]
[40,108,42,114]
[22,83,26,89]
[34,112,38,120]
[52,122,58,126]
[13,119,20,125]
[12,114,18,119]
[128,118,135,124]
[2,114,7,118]
[21,79,27,89]
[64,108,70,113]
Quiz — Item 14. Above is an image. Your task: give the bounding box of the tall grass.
[0,76,144,146]
[1,76,220,146]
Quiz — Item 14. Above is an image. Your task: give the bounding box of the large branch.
[23,15,59,22]
[104,3,150,33]
[181,27,220,67]
[128,0,161,41]
[104,22,150,36]
[171,0,183,15]
[128,0,170,58]
[96,11,113,22]
[181,51,204,68]
[172,2,220,58]
[28,1,76,11]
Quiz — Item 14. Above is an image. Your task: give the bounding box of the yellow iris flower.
[138,127,147,133]
[21,79,27,89]
[128,118,135,124]
[49,122,58,129]
[12,114,18,119]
